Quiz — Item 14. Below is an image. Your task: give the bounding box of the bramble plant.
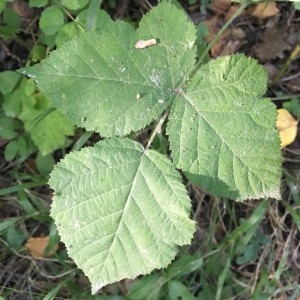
[19,1,282,294]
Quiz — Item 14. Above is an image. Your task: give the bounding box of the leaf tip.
[91,281,105,295]
[17,67,36,79]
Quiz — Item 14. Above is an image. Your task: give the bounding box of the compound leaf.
[167,54,282,200]
[20,1,196,137]
[49,138,195,293]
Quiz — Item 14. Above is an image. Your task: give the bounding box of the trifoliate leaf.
[49,138,195,293]
[276,108,298,148]
[19,1,196,137]
[167,54,282,200]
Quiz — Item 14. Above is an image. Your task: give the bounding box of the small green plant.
[0,72,74,162]
[19,1,282,294]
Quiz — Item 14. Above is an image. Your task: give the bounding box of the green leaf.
[49,137,195,293]
[168,280,197,300]
[0,217,24,234]
[19,95,74,155]
[283,97,300,118]
[16,136,29,157]
[75,8,112,30]
[6,225,26,251]
[29,0,48,8]
[3,78,34,118]
[166,254,203,279]
[0,113,21,139]
[19,1,196,137]
[60,0,89,10]
[86,0,102,31]
[3,7,20,27]
[127,273,163,300]
[55,22,81,47]
[4,140,18,161]
[36,152,55,176]
[30,44,47,62]
[2,78,35,117]
[39,6,65,36]
[0,71,21,94]
[167,54,282,200]
[0,1,6,14]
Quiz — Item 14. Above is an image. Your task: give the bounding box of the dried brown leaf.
[251,2,279,19]
[26,236,58,258]
[254,27,290,61]
[211,0,231,12]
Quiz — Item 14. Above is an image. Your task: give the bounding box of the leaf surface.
[20,2,196,137]
[167,54,282,200]
[49,138,195,293]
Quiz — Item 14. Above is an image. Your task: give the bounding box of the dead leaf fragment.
[211,0,231,12]
[254,27,290,61]
[276,108,298,148]
[251,2,279,20]
[26,236,57,258]
[135,39,156,49]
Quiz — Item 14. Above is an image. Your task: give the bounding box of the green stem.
[145,109,169,150]
[198,2,248,65]
[272,43,300,85]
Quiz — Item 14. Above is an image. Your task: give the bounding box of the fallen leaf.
[254,27,290,61]
[211,0,231,12]
[26,236,58,258]
[225,5,244,20]
[231,28,246,39]
[251,2,279,19]
[276,108,298,148]
[219,39,246,56]
[205,15,232,57]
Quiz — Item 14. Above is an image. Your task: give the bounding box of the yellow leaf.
[276,108,298,148]
[26,236,58,258]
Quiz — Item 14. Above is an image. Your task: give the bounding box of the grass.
[1,158,300,299]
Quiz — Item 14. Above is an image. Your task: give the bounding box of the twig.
[272,43,300,85]
[145,109,169,150]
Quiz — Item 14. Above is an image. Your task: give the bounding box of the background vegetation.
[0,0,300,299]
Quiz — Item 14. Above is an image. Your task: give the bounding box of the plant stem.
[272,43,300,85]
[198,1,248,65]
[145,109,169,150]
